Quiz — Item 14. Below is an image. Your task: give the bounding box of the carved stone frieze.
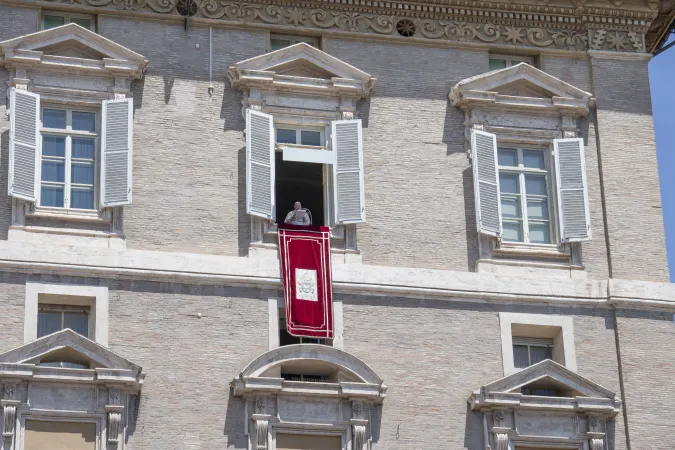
[11,0,656,53]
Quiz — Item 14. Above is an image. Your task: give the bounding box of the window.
[512,336,553,368]
[499,313,577,376]
[270,34,320,51]
[276,433,341,450]
[489,54,534,70]
[40,107,97,210]
[38,304,89,338]
[41,11,96,31]
[498,147,553,244]
[279,308,330,346]
[275,126,327,225]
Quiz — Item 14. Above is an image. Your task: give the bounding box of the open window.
[450,63,594,274]
[230,43,375,259]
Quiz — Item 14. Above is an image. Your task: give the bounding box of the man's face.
[294,202,301,210]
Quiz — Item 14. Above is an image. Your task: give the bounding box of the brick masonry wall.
[590,57,669,282]
[0,275,631,449]
[616,309,675,449]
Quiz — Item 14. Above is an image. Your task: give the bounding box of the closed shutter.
[246,109,275,219]
[8,88,40,201]
[553,138,591,242]
[101,98,133,207]
[331,119,365,224]
[471,129,502,237]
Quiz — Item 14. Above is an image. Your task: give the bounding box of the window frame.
[512,336,554,368]
[37,303,91,339]
[39,105,99,212]
[488,54,535,70]
[269,33,321,52]
[274,124,331,227]
[497,146,555,245]
[40,11,97,31]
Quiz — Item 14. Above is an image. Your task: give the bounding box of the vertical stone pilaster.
[253,397,271,450]
[106,388,124,448]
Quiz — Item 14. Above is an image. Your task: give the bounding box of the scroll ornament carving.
[352,424,367,450]
[40,0,646,52]
[493,411,504,427]
[255,397,267,414]
[590,438,604,450]
[494,433,509,450]
[2,405,16,439]
[3,385,15,400]
[255,419,268,450]
[108,411,122,445]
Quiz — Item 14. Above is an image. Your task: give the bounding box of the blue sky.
[650,35,675,281]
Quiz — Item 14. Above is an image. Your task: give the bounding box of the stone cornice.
[0,241,673,311]
[1,0,660,53]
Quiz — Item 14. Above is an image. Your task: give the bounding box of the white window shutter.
[101,98,133,207]
[471,129,502,237]
[246,109,275,220]
[331,119,365,224]
[8,88,39,202]
[553,138,591,242]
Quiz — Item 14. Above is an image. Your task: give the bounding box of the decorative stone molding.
[106,405,124,446]
[233,345,384,450]
[470,360,620,450]
[1,392,18,440]
[8,0,660,53]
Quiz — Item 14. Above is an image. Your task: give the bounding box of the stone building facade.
[0,0,674,448]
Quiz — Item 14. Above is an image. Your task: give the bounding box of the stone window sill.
[27,206,111,224]
[493,241,569,260]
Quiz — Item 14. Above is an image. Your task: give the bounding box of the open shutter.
[471,129,502,237]
[246,109,275,219]
[553,138,591,242]
[332,119,365,224]
[101,98,133,207]
[8,88,39,201]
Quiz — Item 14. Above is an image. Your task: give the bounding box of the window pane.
[271,39,291,51]
[529,222,551,244]
[40,185,64,207]
[276,128,296,144]
[501,197,521,219]
[499,173,520,194]
[72,138,96,159]
[523,150,545,169]
[70,18,91,29]
[526,198,549,220]
[300,130,321,146]
[530,345,553,365]
[37,312,62,337]
[72,112,96,132]
[497,148,518,167]
[513,345,530,368]
[43,109,66,129]
[502,220,523,242]
[41,161,65,182]
[43,15,65,29]
[300,39,318,47]
[63,312,89,337]
[70,187,95,210]
[42,135,66,157]
[71,162,95,185]
[489,59,507,70]
[525,174,547,196]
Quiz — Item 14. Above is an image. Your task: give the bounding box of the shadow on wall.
[464,403,486,450]
[237,147,249,257]
[0,129,11,240]
[463,167,479,271]
[125,393,142,445]
[223,391,247,448]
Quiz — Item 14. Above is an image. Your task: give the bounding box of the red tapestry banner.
[278,224,333,339]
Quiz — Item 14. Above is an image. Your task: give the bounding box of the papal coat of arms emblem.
[295,268,318,301]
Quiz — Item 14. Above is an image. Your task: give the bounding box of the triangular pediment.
[453,63,592,100]
[232,42,372,81]
[228,43,375,98]
[479,360,615,400]
[0,23,145,62]
[0,329,141,372]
